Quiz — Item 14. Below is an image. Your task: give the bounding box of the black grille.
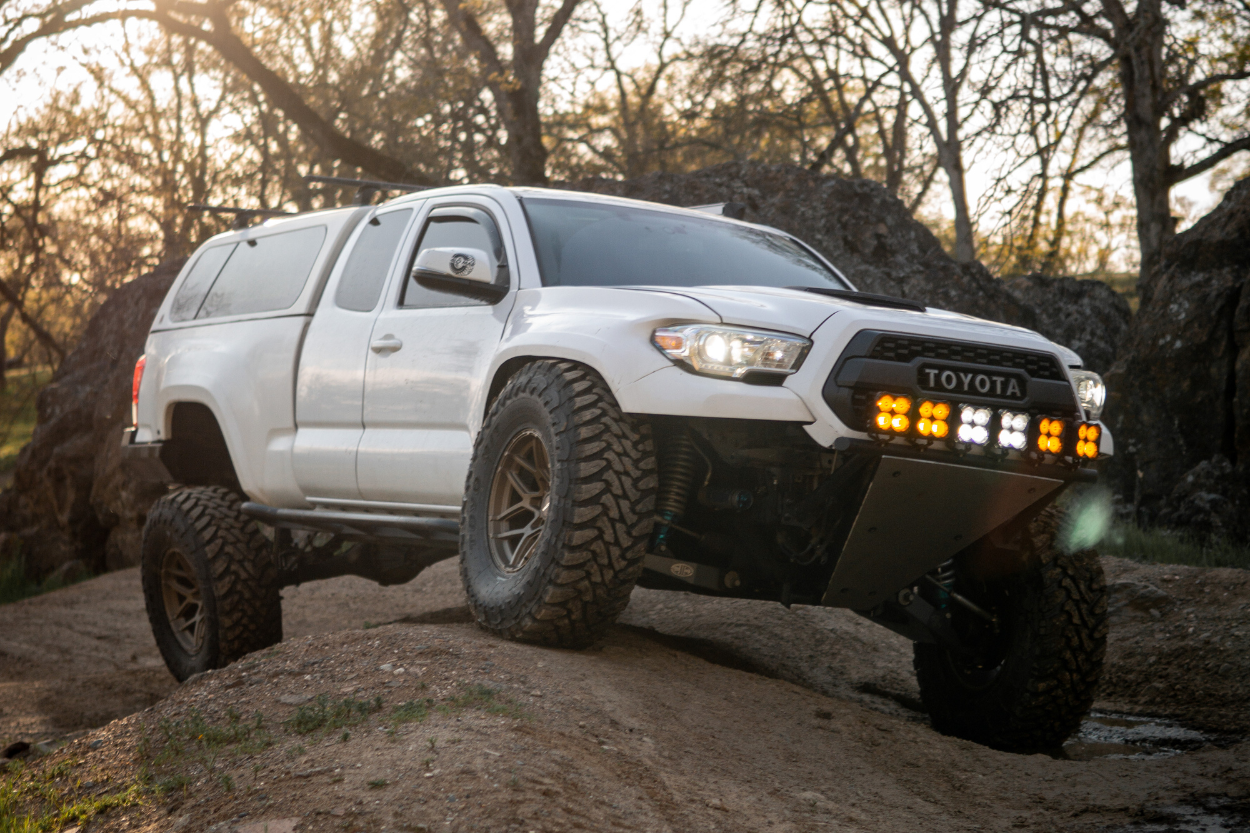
[869,335,1064,381]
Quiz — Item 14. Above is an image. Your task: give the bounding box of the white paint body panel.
[292,202,424,500]
[133,184,1109,513]
[140,316,311,506]
[356,194,518,505]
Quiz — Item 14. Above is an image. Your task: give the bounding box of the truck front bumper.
[819,444,1082,609]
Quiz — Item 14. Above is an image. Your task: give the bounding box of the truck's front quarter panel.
[489,286,816,424]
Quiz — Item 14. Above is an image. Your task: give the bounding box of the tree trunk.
[1110,0,1170,302]
[944,147,977,262]
[502,84,550,186]
[0,305,13,392]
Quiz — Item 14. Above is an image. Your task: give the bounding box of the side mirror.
[411,246,507,300]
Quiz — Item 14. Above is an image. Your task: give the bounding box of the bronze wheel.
[161,547,206,654]
[142,486,282,681]
[487,428,551,573]
[460,360,657,648]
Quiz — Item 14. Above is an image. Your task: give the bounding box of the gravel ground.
[0,555,1247,832]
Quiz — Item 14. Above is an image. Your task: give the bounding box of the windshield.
[520,197,850,290]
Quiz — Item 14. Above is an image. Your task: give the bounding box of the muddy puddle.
[1063,711,1238,761]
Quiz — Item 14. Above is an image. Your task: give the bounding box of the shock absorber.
[924,557,996,622]
[928,558,957,611]
[932,559,957,590]
[653,431,700,552]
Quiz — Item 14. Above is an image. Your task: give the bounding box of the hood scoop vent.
[792,286,926,313]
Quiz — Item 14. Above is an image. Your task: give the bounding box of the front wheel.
[914,507,1108,752]
[460,361,657,648]
[141,486,282,681]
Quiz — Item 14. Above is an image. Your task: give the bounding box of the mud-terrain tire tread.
[914,506,1108,751]
[142,486,282,680]
[461,360,657,648]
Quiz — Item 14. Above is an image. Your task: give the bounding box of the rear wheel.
[914,507,1107,751]
[141,486,282,681]
[460,361,657,647]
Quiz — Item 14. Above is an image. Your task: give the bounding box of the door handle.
[370,335,403,353]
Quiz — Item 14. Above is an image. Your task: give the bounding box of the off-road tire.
[914,507,1107,751]
[142,486,282,681]
[460,360,657,648]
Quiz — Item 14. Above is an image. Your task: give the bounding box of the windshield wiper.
[790,286,926,313]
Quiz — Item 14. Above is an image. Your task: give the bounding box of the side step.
[241,503,460,546]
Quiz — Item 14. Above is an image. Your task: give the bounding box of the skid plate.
[821,456,1061,609]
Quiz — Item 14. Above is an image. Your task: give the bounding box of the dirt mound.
[2,555,1248,832]
[0,260,184,577]
[6,623,1249,833]
[1105,176,1250,540]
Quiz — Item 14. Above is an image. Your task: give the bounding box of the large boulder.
[1105,177,1250,540]
[0,260,183,577]
[1005,273,1131,375]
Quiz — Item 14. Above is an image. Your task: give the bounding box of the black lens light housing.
[867,391,1101,466]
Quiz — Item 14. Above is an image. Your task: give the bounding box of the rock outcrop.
[1005,274,1132,375]
[0,260,183,576]
[1105,176,1250,541]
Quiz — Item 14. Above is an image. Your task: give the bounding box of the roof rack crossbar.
[187,203,294,230]
[304,175,430,206]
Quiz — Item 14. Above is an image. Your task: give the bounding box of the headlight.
[652,324,810,379]
[1070,370,1106,420]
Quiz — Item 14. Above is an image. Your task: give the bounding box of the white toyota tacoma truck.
[125,181,1111,752]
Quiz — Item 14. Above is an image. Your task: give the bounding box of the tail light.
[132,355,146,428]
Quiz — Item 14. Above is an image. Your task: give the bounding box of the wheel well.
[484,357,545,417]
[159,402,242,491]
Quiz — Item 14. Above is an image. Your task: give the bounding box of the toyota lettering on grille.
[917,363,1027,400]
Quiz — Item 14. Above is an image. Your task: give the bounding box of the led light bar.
[866,395,1096,465]
[997,410,1029,450]
[957,405,992,445]
[873,394,913,434]
[1075,422,1101,459]
[1036,417,1065,455]
[915,400,951,439]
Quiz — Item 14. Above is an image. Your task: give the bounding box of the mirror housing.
[411,246,507,300]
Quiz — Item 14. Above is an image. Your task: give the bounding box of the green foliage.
[0,758,143,833]
[140,707,273,797]
[438,684,528,720]
[154,708,274,758]
[0,555,91,607]
[282,695,383,736]
[0,367,50,476]
[1101,523,1250,570]
[389,700,432,727]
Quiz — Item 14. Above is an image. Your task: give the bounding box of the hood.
[630,285,840,336]
[629,284,1085,368]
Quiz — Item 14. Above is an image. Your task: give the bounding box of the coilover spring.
[653,431,700,550]
[931,558,957,592]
